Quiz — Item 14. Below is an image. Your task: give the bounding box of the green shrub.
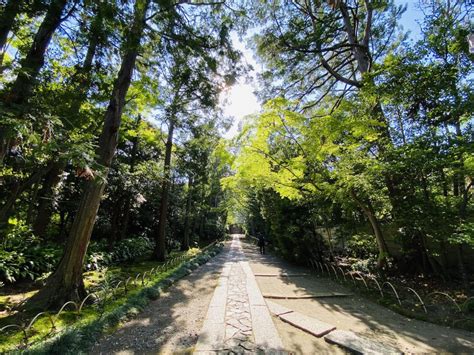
[0,218,154,283]
[346,233,378,259]
[0,219,60,283]
[85,236,154,270]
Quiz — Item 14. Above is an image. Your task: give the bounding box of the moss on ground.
[0,245,220,354]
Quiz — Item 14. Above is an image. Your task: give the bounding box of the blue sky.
[395,0,424,40]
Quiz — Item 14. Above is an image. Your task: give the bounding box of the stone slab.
[279,311,336,337]
[205,305,226,323]
[254,273,308,277]
[194,321,226,351]
[266,300,294,316]
[209,285,227,307]
[324,330,402,354]
[251,305,285,350]
[240,261,266,306]
[263,293,350,299]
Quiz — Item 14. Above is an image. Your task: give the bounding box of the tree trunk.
[0,0,22,67]
[32,162,63,237]
[25,0,150,310]
[350,189,389,268]
[108,195,124,248]
[67,5,102,120]
[181,176,193,251]
[118,115,141,241]
[26,178,41,225]
[27,8,102,236]
[0,0,69,163]
[0,163,54,228]
[8,0,69,103]
[154,118,175,261]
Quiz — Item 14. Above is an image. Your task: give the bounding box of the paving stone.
[324,330,402,354]
[263,292,350,299]
[206,305,226,323]
[251,305,284,350]
[254,273,308,277]
[279,311,336,337]
[194,321,226,351]
[265,300,294,316]
[197,235,284,353]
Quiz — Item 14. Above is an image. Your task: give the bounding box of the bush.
[0,218,154,283]
[346,233,378,259]
[85,236,154,270]
[0,219,60,283]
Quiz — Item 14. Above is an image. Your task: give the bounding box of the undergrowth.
[0,243,223,354]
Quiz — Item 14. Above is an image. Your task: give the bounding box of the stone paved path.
[224,263,254,350]
[195,235,284,353]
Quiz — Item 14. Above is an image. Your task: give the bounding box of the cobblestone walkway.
[224,263,255,351]
[195,235,283,353]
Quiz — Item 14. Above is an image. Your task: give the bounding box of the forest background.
[0,0,472,320]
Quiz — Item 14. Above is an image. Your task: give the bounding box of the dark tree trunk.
[67,6,102,120]
[118,115,141,241]
[350,190,389,269]
[119,199,132,241]
[181,176,193,251]
[154,118,175,261]
[26,0,150,310]
[30,9,102,237]
[108,196,124,248]
[26,178,41,225]
[8,0,69,103]
[0,0,69,162]
[33,162,63,237]
[0,0,22,65]
[0,163,54,228]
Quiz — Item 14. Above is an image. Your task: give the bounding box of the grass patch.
[0,245,221,353]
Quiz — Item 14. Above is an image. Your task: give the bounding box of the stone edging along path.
[195,235,284,353]
[23,243,225,355]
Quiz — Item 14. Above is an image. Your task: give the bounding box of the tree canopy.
[0,0,473,314]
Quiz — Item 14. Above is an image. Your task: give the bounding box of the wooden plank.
[325,330,402,354]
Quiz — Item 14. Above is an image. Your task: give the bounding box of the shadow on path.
[90,249,230,354]
[241,239,474,354]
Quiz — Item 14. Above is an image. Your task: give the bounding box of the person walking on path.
[257,234,265,255]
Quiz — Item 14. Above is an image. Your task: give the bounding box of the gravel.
[89,252,228,355]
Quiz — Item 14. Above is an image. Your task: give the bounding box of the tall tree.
[26,0,151,308]
[0,0,23,58]
[32,1,113,237]
[0,0,71,162]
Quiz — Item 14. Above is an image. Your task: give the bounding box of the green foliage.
[0,218,154,284]
[0,244,223,354]
[0,220,60,283]
[223,0,474,279]
[86,237,154,271]
[346,233,379,259]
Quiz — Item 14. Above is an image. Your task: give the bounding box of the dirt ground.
[90,239,474,354]
[242,242,474,354]
[89,251,229,355]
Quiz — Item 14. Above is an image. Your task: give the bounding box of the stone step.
[263,292,350,299]
[266,300,294,316]
[324,330,402,354]
[279,311,336,337]
[254,273,309,277]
